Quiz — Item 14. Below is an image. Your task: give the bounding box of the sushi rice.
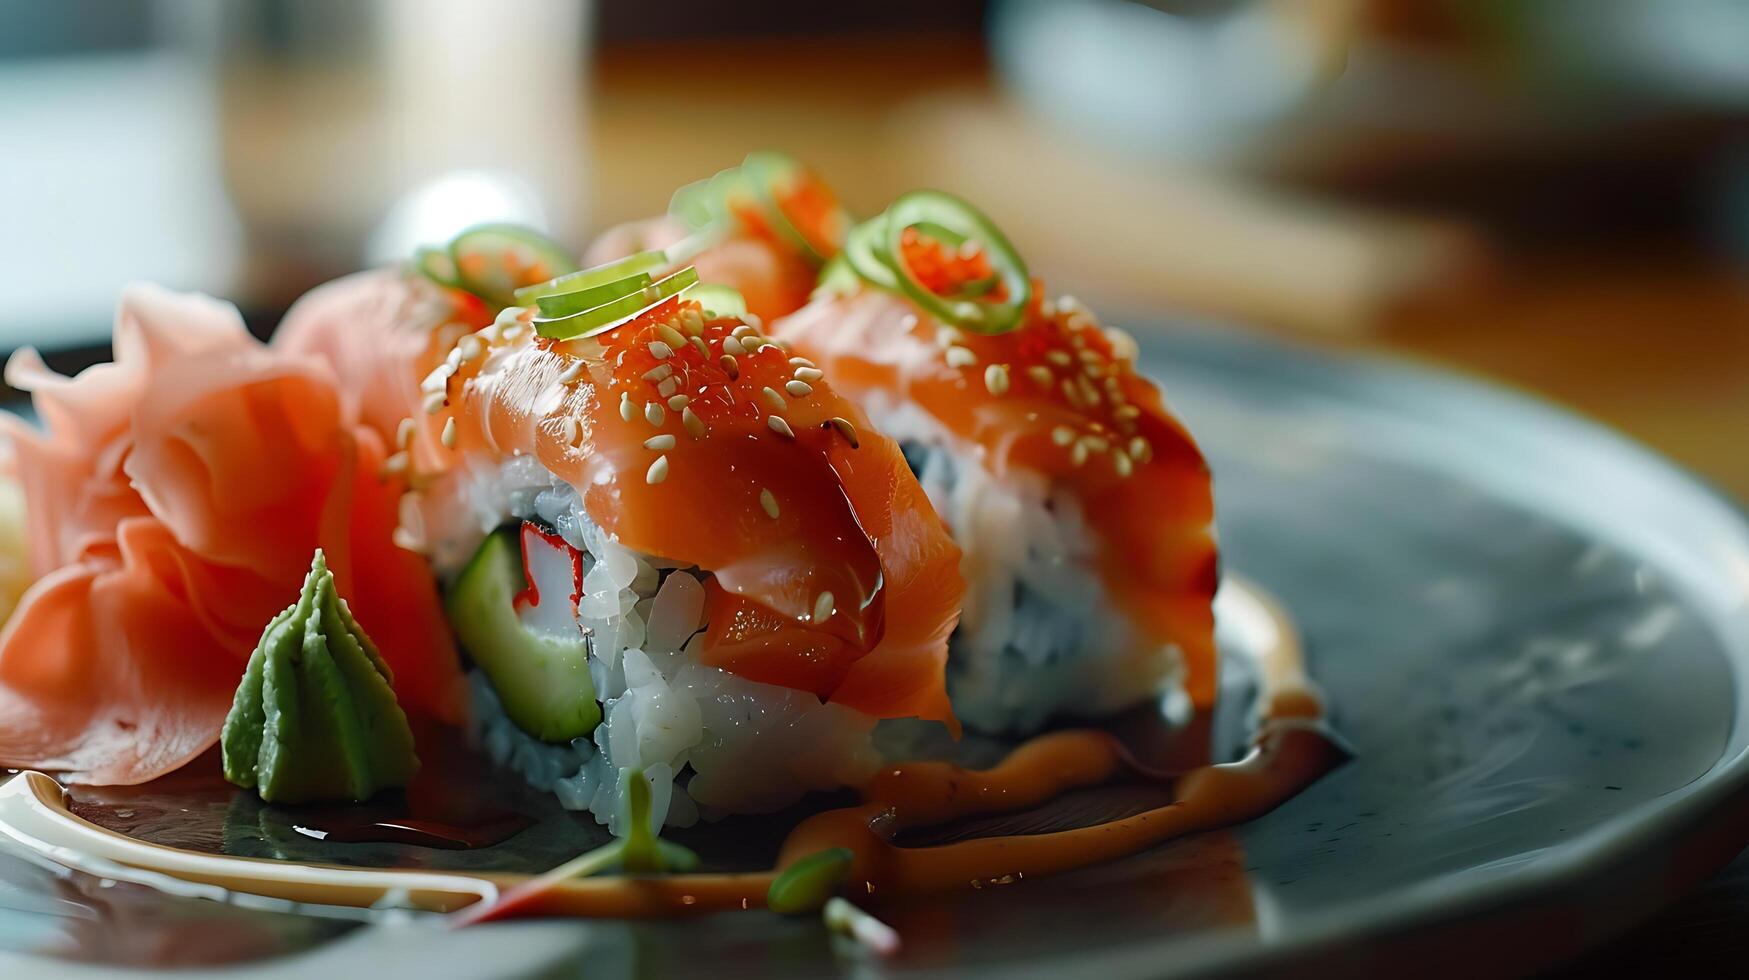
[408,454,881,832]
[867,393,1186,734]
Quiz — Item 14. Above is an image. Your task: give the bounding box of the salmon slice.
[0,285,465,785]
[277,272,965,726]
[772,284,1220,710]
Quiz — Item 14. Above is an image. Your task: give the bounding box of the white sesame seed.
[722,336,746,357]
[682,406,706,439]
[983,363,1010,395]
[944,345,978,369]
[1070,441,1089,467]
[1040,300,1058,319]
[812,591,835,623]
[440,417,458,448]
[1105,327,1139,361]
[785,379,813,398]
[731,324,756,339]
[396,417,415,450]
[383,451,410,476]
[826,416,860,448]
[1078,347,1102,363]
[789,356,816,368]
[645,434,676,450]
[643,363,673,382]
[743,336,771,354]
[657,376,680,398]
[422,392,447,415]
[1045,350,1073,367]
[1079,375,1103,406]
[759,488,780,519]
[936,326,966,348]
[719,354,740,380]
[561,416,581,446]
[689,336,711,358]
[656,323,686,349]
[649,340,674,360]
[1061,378,1084,409]
[1113,451,1134,477]
[768,415,795,439]
[645,401,666,426]
[619,392,636,422]
[646,455,670,484]
[1051,425,1076,446]
[1114,405,1141,421]
[680,310,705,335]
[1027,365,1055,387]
[1067,313,1096,333]
[1128,436,1152,462]
[761,386,786,411]
[667,394,690,411]
[1058,295,1082,313]
[1080,435,1111,453]
[793,366,824,383]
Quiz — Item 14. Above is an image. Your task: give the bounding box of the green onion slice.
[533,271,654,319]
[513,249,667,306]
[533,266,700,341]
[843,214,899,292]
[449,224,580,308]
[767,847,854,914]
[414,246,462,288]
[686,283,747,320]
[882,190,1031,335]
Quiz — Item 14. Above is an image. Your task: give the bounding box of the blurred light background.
[0,0,1745,505]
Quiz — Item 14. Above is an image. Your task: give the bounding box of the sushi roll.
[276,238,963,831]
[769,191,1219,734]
[584,152,849,325]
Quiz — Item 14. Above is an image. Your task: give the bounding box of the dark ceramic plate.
[3,323,1747,978]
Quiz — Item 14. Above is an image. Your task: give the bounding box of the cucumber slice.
[446,528,600,743]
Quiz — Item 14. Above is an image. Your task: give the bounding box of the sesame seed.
[768,415,795,439]
[668,394,690,410]
[422,392,446,415]
[1040,300,1058,319]
[937,326,966,348]
[1080,435,1111,453]
[689,336,710,358]
[680,310,705,335]
[1027,365,1055,387]
[1079,375,1103,406]
[1070,441,1089,467]
[1045,350,1073,367]
[789,356,816,368]
[759,488,780,519]
[944,345,978,369]
[682,406,706,439]
[1052,425,1076,446]
[957,239,983,260]
[561,416,581,446]
[745,314,765,331]
[1105,327,1139,360]
[722,336,746,357]
[391,527,420,551]
[984,363,1011,395]
[657,376,680,398]
[1113,452,1134,477]
[812,591,835,623]
[558,360,587,385]
[1078,347,1102,363]
[1114,405,1141,421]
[656,323,686,349]
[646,455,670,484]
[1061,378,1085,409]
[731,324,756,339]
[826,416,860,448]
[785,379,813,398]
[645,434,676,450]
[649,340,674,360]
[396,417,415,450]
[420,364,453,394]
[1128,436,1153,462]
[761,386,786,412]
[793,366,824,383]
[619,392,636,422]
[1067,313,1096,333]
[743,336,771,354]
[718,354,740,380]
[643,363,673,382]
[644,401,666,426]
[383,451,410,476]
[440,417,458,448]
[1058,295,1082,313]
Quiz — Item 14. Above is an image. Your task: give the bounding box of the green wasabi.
[221,550,419,804]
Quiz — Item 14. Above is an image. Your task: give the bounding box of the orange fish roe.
[897,228,1008,302]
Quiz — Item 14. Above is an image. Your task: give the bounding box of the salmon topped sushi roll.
[771,191,1218,734]
[277,230,962,831]
[584,152,849,325]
